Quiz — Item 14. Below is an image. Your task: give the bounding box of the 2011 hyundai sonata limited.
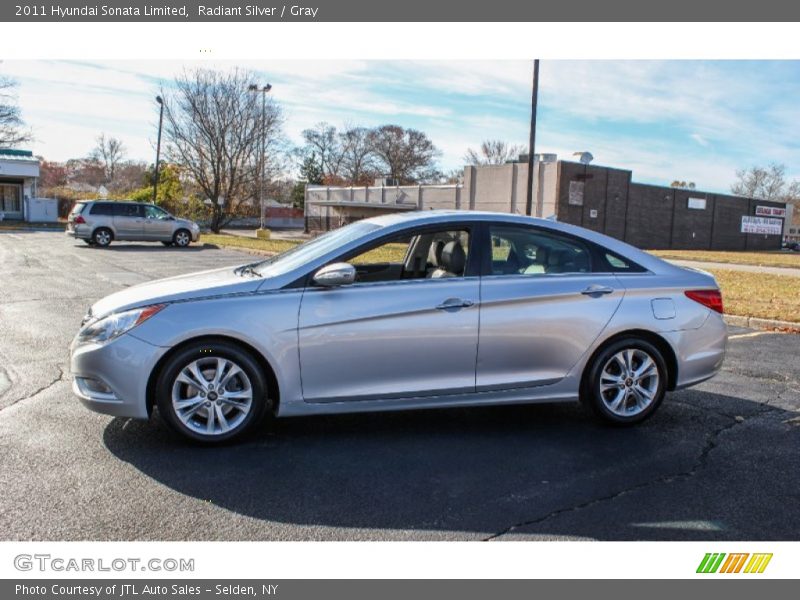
[70,210,727,442]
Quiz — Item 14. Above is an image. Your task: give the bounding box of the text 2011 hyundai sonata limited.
[70,210,727,442]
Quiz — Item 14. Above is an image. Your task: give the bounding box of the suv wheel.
[173,229,191,248]
[582,337,667,425]
[92,228,113,247]
[156,340,269,443]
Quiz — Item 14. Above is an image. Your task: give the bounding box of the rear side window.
[488,225,592,276]
[114,203,142,217]
[89,202,114,216]
[596,250,647,273]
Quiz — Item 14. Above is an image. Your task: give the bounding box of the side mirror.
[313,262,356,287]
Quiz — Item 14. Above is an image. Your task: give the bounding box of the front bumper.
[70,333,168,419]
[191,230,201,242]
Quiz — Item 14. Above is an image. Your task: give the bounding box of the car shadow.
[103,390,800,540]
[74,243,213,253]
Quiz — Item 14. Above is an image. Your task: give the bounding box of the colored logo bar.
[697,553,772,574]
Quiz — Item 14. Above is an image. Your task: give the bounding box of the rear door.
[476,223,624,390]
[112,203,144,239]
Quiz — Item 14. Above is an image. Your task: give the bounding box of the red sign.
[755,205,786,218]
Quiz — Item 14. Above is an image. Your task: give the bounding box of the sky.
[2,59,799,193]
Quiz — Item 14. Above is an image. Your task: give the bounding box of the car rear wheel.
[583,337,667,425]
[92,228,113,247]
[173,229,191,248]
[156,341,269,443]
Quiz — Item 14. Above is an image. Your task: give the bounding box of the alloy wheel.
[174,231,190,247]
[598,348,660,417]
[171,357,253,436]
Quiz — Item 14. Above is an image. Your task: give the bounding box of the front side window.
[344,228,471,284]
[488,225,591,276]
[144,205,170,219]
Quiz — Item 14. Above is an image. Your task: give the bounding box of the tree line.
[1,67,798,233]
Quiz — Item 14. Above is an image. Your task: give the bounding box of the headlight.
[76,304,166,346]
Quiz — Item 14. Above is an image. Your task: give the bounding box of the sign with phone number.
[741,216,783,235]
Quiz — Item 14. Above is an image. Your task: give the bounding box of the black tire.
[582,337,667,425]
[155,340,270,444]
[161,241,173,247]
[92,227,113,247]
[173,229,191,247]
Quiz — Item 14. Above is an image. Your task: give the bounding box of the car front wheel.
[583,338,667,425]
[173,229,191,247]
[156,340,269,443]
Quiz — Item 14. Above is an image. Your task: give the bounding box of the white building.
[0,149,40,221]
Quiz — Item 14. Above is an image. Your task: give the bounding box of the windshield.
[254,221,381,277]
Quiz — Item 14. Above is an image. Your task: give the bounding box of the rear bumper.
[663,311,727,390]
[66,225,90,239]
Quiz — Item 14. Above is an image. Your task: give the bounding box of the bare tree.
[90,133,126,183]
[0,75,31,147]
[161,68,285,232]
[300,122,345,181]
[338,125,377,185]
[732,163,799,203]
[368,125,440,184]
[463,139,525,166]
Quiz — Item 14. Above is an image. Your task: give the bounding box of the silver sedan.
[70,211,727,443]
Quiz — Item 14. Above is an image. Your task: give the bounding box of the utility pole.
[525,59,540,216]
[153,96,164,204]
[248,83,272,230]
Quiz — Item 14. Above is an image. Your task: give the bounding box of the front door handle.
[581,284,614,296]
[436,298,475,311]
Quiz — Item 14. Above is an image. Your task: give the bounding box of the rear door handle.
[436,298,475,310]
[581,284,614,296]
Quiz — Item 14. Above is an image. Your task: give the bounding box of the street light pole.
[153,95,164,204]
[248,83,272,230]
[525,59,540,217]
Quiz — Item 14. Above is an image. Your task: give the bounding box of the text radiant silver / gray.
[70,211,727,443]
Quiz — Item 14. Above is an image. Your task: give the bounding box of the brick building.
[305,156,787,251]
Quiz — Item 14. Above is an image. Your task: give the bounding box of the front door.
[142,204,174,240]
[298,227,480,403]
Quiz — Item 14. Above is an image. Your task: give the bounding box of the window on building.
[0,184,22,214]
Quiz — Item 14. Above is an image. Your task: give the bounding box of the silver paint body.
[70,211,727,420]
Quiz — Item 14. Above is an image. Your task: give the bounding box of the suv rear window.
[69,202,86,216]
[89,202,114,216]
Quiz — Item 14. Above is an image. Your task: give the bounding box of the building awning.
[308,201,418,210]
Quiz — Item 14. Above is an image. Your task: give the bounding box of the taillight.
[74,215,86,224]
[685,289,723,314]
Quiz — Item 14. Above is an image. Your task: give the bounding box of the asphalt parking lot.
[0,230,799,541]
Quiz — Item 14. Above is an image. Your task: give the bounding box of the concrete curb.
[724,314,800,333]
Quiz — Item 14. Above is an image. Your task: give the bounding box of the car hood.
[87,266,262,320]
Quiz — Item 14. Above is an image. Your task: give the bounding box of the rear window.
[89,202,114,216]
[69,202,86,215]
